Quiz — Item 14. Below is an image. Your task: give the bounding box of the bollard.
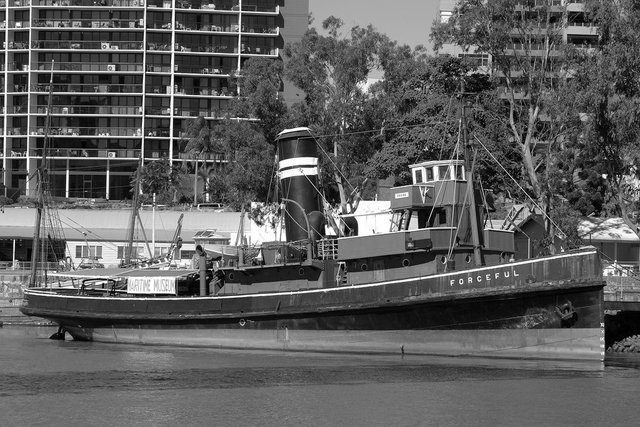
[199,255,207,296]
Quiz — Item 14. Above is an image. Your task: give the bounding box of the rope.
[297,167,353,234]
[310,133,356,195]
[473,134,566,238]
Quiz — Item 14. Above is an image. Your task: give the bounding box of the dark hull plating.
[21,249,605,360]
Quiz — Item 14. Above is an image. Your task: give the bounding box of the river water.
[1,327,638,427]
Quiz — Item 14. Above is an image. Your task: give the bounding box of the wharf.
[604,276,640,311]
[604,277,640,347]
[0,269,50,326]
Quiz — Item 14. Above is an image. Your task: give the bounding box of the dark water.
[1,327,639,427]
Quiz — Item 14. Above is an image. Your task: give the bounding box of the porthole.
[298,267,305,276]
[402,259,410,267]
[465,255,472,264]
[361,263,368,271]
[440,256,448,264]
[228,273,234,280]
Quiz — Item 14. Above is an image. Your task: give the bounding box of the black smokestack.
[276,128,325,242]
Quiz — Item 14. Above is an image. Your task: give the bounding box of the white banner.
[127,276,177,294]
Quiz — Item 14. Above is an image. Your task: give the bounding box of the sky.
[308,0,440,50]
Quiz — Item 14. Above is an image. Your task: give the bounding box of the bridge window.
[438,165,451,181]
[426,167,434,181]
[414,168,424,183]
[455,165,464,180]
[429,208,447,226]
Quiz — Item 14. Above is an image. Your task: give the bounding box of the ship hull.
[61,326,602,361]
[21,250,605,361]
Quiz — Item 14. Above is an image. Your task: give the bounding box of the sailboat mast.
[29,61,54,287]
[460,83,483,266]
[124,157,142,265]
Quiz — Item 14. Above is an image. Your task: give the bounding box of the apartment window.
[458,53,489,68]
[117,245,145,259]
[75,245,103,258]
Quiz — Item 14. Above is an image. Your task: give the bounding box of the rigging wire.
[311,117,458,141]
[473,134,572,247]
[310,133,356,196]
[436,95,457,162]
[297,167,353,235]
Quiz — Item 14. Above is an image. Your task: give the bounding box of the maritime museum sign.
[127,277,177,294]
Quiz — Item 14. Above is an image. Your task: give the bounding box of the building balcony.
[31,148,142,159]
[171,0,279,13]
[30,83,143,93]
[33,61,143,72]
[174,22,239,32]
[29,126,143,138]
[31,40,144,50]
[6,128,28,136]
[171,86,235,96]
[240,25,279,36]
[33,0,143,6]
[173,43,238,54]
[33,105,143,115]
[9,0,32,6]
[240,46,277,56]
[566,0,586,12]
[147,43,172,51]
[170,87,235,96]
[32,18,144,29]
[9,21,30,29]
[175,1,236,11]
[566,23,598,36]
[172,65,230,75]
[5,41,30,50]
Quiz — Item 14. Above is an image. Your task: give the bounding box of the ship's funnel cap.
[276,127,313,140]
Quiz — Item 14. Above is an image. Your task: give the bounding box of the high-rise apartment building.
[437,0,598,70]
[1,0,308,200]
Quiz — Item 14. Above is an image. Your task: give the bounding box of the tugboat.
[20,127,605,360]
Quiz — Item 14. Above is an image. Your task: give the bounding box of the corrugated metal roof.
[0,207,244,243]
[578,217,640,242]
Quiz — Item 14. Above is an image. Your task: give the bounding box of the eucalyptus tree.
[432,0,584,236]
[569,0,640,234]
[283,17,390,212]
[229,56,290,143]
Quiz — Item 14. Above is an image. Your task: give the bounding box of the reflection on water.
[1,326,639,426]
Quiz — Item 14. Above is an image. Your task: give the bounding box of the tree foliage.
[230,57,290,143]
[284,18,391,209]
[431,0,587,238]
[569,0,640,233]
[136,158,179,205]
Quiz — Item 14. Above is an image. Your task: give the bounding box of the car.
[77,258,105,269]
[197,203,226,211]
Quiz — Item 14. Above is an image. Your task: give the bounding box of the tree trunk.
[193,157,199,206]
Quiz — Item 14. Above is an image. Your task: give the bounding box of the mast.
[460,82,483,266]
[29,62,55,287]
[124,156,142,265]
[166,213,184,263]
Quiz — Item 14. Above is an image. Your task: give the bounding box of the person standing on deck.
[191,245,207,269]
